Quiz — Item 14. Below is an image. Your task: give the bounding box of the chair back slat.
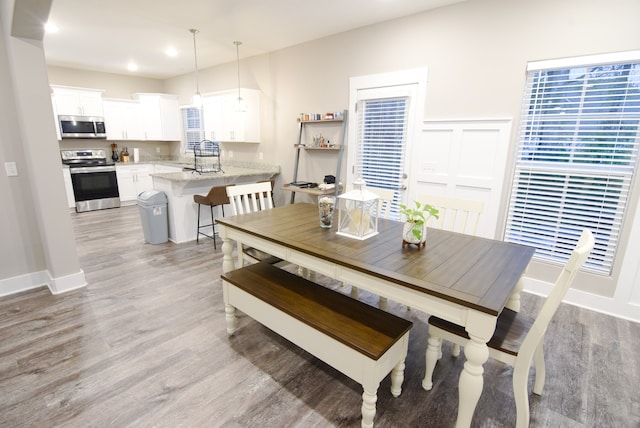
[226,181,274,216]
[368,187,395,219]
[420,194,484,235]
[345,185,395,219]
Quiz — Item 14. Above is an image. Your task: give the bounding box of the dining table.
[216,202,535,427]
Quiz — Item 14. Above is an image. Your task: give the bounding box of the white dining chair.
[422,229,595,428]
[227,181,274,215]
[226,181,283,265]
[420,194,484,236]
[348,186,395,308]
[420,194,484,352]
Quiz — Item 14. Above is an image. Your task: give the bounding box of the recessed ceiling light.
[45,22,59,33]
[165,47,177,57]
[127,63,138,71]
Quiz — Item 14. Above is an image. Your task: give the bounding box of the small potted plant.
[399,200,439,249]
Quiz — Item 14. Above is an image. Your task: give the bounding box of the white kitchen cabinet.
[51,86,104,117]
[116,164,154,202]
[201,95,223,141]
[62,168,75,208]
[202,89,261,143]
[135,93,180,141]
[103,99,144,141]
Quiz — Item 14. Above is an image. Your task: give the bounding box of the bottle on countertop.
[121,147,130,163]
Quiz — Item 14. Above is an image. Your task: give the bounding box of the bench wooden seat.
[221,262,413,428]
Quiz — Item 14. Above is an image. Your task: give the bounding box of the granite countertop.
[150,159,280,182]
[62,157,280,182]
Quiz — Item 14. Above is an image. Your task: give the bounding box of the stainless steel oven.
[61,149,120,213]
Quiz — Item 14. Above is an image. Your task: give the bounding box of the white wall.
[1,0,85,296]
[47,66,164,98]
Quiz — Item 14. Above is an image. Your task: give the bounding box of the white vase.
[402,221,427,247]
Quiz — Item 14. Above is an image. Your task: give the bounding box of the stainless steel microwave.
[58,115,107,139]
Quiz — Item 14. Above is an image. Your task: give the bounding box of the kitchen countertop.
[61,158,280,182]
[150,159,280,243]
[150,159,279,182]
[151,166,280,182]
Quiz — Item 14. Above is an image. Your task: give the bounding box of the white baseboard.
[47,269,87,294]
[0,271,50,297]
[523,276,640,324]
[0,269,86,298]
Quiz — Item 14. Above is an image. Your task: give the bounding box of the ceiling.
[42,0,464,80]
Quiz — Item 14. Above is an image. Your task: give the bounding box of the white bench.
[221,262,413,428]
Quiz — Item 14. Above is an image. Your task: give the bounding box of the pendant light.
[233,41,247,112]
[190,29,202,107]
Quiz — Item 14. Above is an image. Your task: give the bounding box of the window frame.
[505,51,640,278]
[180,105,205,154]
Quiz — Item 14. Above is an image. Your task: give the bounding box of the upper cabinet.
[135,93,181,141]
[102,99,144,141]
[202,88,260,143]
[51,85,104,117]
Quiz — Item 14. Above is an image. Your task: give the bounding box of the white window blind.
[506,58,640,275]
[355,97,409,219]
[181,106,205,153]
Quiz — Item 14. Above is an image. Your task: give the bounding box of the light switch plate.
[4,162,18,177]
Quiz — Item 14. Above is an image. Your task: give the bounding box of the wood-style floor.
[1,205,638,427]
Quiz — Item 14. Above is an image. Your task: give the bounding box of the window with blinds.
[506,57,640,275]
[355,97,409,219]
[181,106,205,153]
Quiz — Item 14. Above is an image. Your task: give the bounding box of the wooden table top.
[217,203,535,316]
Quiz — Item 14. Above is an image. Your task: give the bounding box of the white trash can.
[137,190,168,244]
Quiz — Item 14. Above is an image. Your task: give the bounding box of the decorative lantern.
[336,177,380,240]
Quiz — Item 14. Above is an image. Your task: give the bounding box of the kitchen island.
[151,161,279,243]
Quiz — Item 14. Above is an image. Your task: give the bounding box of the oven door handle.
[69,165,116,174]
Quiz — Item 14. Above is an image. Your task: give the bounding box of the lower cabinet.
[116,164,154,202]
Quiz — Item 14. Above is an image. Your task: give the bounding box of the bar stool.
[193,184,234,247]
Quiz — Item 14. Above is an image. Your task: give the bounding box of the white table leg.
[505,277,524,312]
[224,303,236,334]
[456,335,488,427]
[422,335,442,391]
[390,360,405,397]
[220,228,237,335]
[361,387,378,428]
[455,313,494,428]
[220,227,236,274]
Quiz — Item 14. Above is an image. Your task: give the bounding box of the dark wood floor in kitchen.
[1,205,639,427]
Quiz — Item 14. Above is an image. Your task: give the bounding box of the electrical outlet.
[4,162,18,177]
[229,151,234,158]
[259,152,264,160]
[156,147,161,153]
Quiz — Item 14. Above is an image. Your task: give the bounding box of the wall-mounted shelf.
[297,118,344,124]
[286,109,348,204]
[293,144,341,151]
[281,183,343,197]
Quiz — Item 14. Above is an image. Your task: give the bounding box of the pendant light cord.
[234,41,242,101]
[190,29,200,94]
